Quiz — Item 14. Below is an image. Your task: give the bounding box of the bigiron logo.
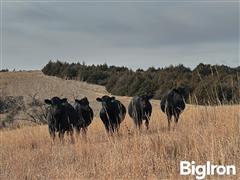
[180,161,236,180]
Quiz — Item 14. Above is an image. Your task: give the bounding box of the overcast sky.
[1,0,239,70]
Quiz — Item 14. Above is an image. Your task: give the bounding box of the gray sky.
[1,0,239,70]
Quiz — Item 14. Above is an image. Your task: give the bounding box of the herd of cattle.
[44,87,186,141]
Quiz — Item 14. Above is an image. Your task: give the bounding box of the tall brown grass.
[1,104,239,179]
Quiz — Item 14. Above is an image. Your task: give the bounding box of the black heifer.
[96,96,126,133]
[160,87,186,130]
[45,97,74,141]
[73,97,94,134]
[63,99,84,133]
[45,97,82,142]
[128,95,153,129]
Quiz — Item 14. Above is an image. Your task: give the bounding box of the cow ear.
[61,98,67,103]
[75,99,81,103]
[111,96,115,101]
[96,97,102,102]
[44,99,52,105]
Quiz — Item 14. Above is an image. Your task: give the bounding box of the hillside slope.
[0,71,109,114]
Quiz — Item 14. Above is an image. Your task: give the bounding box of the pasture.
[0,71,239,179]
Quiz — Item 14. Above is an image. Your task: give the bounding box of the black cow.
[128,95,153,129]
[160,87,186,130]
[63,99,84,133]
[96,95,126,133]
[44,97,74,141]
[73,97,94,134]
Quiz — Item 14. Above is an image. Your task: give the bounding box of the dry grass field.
[1,71,239,179]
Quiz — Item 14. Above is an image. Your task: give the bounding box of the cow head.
[173,86,188,100]
[75,97,90,109]
[96,95,115,109]
[44,97,67,107]
[44,97,68,120]
[139,94,153,105]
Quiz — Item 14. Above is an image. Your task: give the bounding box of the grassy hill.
[0,71,108,113]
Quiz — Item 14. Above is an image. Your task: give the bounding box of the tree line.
[42,61,240,105]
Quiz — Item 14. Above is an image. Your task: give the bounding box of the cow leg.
[58,132,62,141]
[135,119,142,132]
[134,118,142,129]
[52,132,56,142]
[134,118,139,129]
[81,128,88,141]
[82,128,87,136]
[116,125,120,136]
[75,126,81,137]
[167,114,172,131]
[104,123,110,134]
[50,131,55,142]
[49,126,55,142]
[112,124,116,133]
[145,119,149,130]
[174,113,179,123]
[110,124,115,134]
[139,119,143,129]
[114,123,120,135]
[106,127,110,134]
[116,123,120,132]
[172,113,179,131]
[59,131,65,143]
[69,130,75,144]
